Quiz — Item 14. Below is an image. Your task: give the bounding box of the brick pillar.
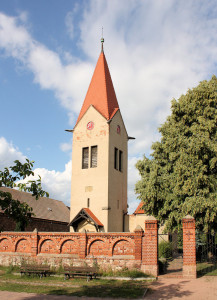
[134,226,143,261]
[141,216,158,277]
[182,215,197,278]
[79,232,87,259]
[31,228,38,256]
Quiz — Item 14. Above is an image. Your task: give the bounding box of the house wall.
[129,214,169,242]
[0,213,69,232]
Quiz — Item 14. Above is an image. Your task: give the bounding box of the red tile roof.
[134,201,145,214]
[76,51,119,125]
[83,208,104,227]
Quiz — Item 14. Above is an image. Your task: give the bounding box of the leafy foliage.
[135,76,217,233]
[158,241,173,259]
[0,159,49,231]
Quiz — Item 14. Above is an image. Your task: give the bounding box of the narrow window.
[87,198,90,208]
[82,147,89,169]
[119,150,123,172]
[114,147,118,170]
[91,146,97,168]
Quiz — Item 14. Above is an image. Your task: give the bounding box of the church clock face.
[87,121,94,130]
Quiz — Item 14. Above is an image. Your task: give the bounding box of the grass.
[197,262,217,276]
[0,266,151,298]
[0,280,149,298]
[100,267,152,278]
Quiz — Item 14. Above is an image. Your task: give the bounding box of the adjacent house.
[0,187,70,232]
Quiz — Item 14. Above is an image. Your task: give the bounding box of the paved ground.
[0,276,216,300]
[145,276,217,299]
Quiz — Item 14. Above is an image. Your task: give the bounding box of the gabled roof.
[83,208,104,227]
[0,187,70,223]
[69,208,104,231]
[76,50,119,125]
[134,201,145,215]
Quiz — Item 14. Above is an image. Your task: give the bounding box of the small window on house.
[82,147,89,169]
[87,198,90,208]
[114,147,118,170]
[91,146,97,168]
[119,150,123,172]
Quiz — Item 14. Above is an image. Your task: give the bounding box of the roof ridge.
[102,54,110,120]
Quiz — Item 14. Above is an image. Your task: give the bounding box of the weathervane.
[101,26,104,52]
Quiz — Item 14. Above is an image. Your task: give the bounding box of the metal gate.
[196,231,217,275]
[158,230,183,275]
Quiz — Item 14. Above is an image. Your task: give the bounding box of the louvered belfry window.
[82,147,89,169]
[91,146,98,168]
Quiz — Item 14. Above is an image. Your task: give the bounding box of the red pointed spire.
[76,50,119,125]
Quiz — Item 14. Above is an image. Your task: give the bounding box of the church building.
[67,39,168,236]
[69,39,135,233]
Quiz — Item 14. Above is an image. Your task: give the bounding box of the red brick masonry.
[0,217,197,278]
[0,220,158,276]
[182,215,197,278]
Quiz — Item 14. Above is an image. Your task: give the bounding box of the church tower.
[69,39,129,232]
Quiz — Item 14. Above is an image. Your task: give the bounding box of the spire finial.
[101,27,104,52]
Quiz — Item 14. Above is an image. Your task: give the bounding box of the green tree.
[135,76,217,233]
[0,159,49,231]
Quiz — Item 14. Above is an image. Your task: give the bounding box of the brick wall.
[182,215,197,278]
[0,213,69,232]
[0,217,198,278]
[141,217,158,277]
[0,219,159,276]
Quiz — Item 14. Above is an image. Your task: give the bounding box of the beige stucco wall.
[70,106,109,231]
[70,106,128,232]
[129,213,169,241]
[129,214,149,232]
[77,220,101,232]
[108,111,128,232]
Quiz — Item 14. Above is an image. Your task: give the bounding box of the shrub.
[158,258,167,274]
[5,264,19,274]
[158,241,173,259]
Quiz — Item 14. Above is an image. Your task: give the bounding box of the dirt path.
[145,276,217,299]
[0,276,216,299]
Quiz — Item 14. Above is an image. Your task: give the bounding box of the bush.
[158,258,167,274]
[5,265,19,274]
[158,241,173,259]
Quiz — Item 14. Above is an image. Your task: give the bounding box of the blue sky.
[0,0,217,213]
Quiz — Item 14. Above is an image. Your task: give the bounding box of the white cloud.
[0,137,26,170]
[127,155,142,214]
[60,141,72,153]
[77,0,217,155]
[0,137,71,206]
[1,2,217,156]
[31,161,72,206]
[65,12,74,40]
[1,1,217,213]
[0,11,93,125]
